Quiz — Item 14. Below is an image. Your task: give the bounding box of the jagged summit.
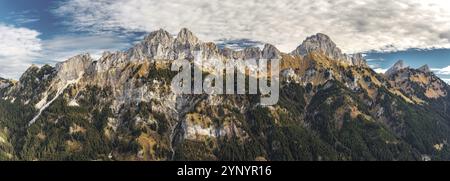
[418,64,431,73]
[144,28,173,43]
[385,60,409,76]
[348,53,366,66]
[262,44,281,59]
[291,33,366,66]
[131,29,369,65]
[16,29,372,84]
[292,33,345,60]
[175,28,200,46]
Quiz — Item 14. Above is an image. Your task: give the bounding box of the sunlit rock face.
[291,33,368,67]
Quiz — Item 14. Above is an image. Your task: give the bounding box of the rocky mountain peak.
[386,60,409,76]
[418,64,431,73]
[175,28,200,46]
[293,33,339,54]
[129,29,174,60]
[262,44,281,59]
[348,53,367,67]
[144,28,173,45]
[292,33,356,65]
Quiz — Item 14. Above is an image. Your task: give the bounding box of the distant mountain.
[1,29,449,161]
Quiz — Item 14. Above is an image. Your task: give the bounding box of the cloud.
[53,0,450,53]
[39,34,132,64]
[432,66,450,75]
[443,79,450,84]
[366,58,385,62]
[6,10,40,25]
[374,68,388,74]
[0,24,42,79]
[216,39,265,51]
[0,24,132,79]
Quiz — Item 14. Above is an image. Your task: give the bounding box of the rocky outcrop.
[173,28,200,60]
[55,54,92,82]
[128,29,174,61]
[291,33,366,66]
[348,53,366,67]
[0,78,11,90]
[385,60,408,76]
[262,44,282,60]
[418,64,431,73]
[292,33,346,61]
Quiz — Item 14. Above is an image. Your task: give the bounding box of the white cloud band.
[54,0,450,53]
[0,24,42,79]
[432,66,450,75]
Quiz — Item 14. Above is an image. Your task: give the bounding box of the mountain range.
[0,28,449,161]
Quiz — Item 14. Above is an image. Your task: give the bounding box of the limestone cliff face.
[128,29,174,61]
[292,33,346,60]
[348,53,366,67]
[55,54,92,82]
[291,33,367,67]
[262,44,282,60]
[385,60,408,77]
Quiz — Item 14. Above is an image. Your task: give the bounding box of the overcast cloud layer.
[54,0,450,53]
[40,34,132,65]
[0,24,42,78]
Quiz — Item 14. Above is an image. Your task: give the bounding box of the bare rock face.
[291,33,366,66]
[418,64,431,73]
[221,47,262,60]
[262,44,282,60]
[174,28,200,49]
[196,42,222,60]
[241,47,262,60]
[385,60,408,76]
[348,53,367,67]
[128,29,174,60]
[55,53,92,82]
[292,33,347,62]
[128,28,220,61]
[173,28,201,60]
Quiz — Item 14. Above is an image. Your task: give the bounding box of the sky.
[0,0,449,83]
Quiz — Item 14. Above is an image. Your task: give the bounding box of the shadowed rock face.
[0,78,11,90]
